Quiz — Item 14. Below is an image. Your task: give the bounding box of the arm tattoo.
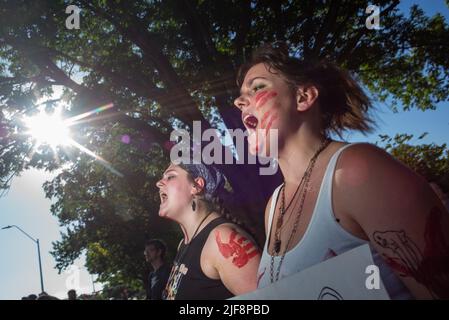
[373,206,449,299]
[215,229,259,268]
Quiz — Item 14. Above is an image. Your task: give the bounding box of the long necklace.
[273,175,306,254]
[163,212,212,300]
[175,212,212,264]
[270,139,331,283]
[166,212,212,285]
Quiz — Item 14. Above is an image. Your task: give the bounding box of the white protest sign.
[231,244,390,300]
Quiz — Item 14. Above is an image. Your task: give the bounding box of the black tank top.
[163,217,234,300]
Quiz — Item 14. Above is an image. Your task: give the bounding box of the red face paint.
[260,110,273,129]
[265,114,279,133]
[256,91,277,110]
[252,110,278,156]
[215,230,259,268]
[255,91,269,105]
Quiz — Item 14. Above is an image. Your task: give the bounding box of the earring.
[192,199,196,211]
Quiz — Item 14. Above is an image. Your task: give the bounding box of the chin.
[158,208,168,218]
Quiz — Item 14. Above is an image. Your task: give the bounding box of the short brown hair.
[237,42,374,136]
[145,239,167,259]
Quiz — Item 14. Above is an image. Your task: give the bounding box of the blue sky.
[0,169,99,299]
[344,101,449,146]
[349,0,449,146]
[0,1,448,300]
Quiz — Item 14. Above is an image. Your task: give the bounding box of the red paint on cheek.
[256,91,277,110]
[260,110,273,129]
[255,91,269,105]
[255,110,278,155]
[265,114,279,132]
[261,111,279,130]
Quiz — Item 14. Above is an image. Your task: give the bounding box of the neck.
[278,123,327,185]
[151,259,164,271]
[178,207,214,244]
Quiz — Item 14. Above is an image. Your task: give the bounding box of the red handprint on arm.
[215,229,259,268]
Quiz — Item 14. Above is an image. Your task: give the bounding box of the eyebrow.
[240,76,269,94]
[163,169,177,177]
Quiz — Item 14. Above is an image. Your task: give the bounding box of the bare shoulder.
[337,143,406,174]
[204,222,260,267]
[202,221,261,295]
[334,142,433,227]
[334,142,424,194]
[210,222,259,251]
[332,144,449,299]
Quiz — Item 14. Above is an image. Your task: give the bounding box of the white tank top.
[257,143,413,299]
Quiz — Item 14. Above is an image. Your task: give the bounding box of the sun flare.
[24,108,71,148]
[21,103,122,177]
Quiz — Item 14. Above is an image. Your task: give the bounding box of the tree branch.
[46,46,166,100]
[311,0,340,56]
[301,2,318,59]
[337,1,400,64]
[3,35,84,92]
[79,0,208,127]
[233,0,252,60]
[4,37,170,152]
[177,0,217,66]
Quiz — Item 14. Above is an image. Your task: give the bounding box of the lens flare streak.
[68,139,124,177]
[24,103,123,177]
[65,103,114,125]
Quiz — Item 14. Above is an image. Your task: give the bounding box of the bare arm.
[204,224,261,295]
[335,144,449,299]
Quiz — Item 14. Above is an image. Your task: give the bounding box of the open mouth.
[243,114,258,131]
[159,191,168,204]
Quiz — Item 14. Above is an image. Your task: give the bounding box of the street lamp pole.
[2,225,45,293]
[36,239,44,293]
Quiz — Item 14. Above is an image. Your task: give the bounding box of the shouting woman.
[233,43,449,299]
[156,162,261,300]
